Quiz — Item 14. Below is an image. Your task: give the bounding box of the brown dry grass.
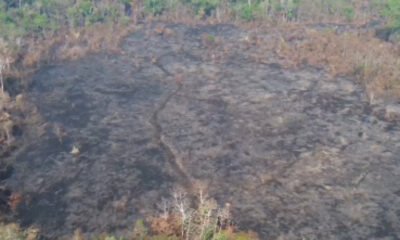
[296,0,378,25]
[0,22,136,81]
[148,213,182,236]
[26,23,135,68]
[0,22,136,158]
[250,24,400,99]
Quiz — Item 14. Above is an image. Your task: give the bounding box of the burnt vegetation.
[1,0,400,240]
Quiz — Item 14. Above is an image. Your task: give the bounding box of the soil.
[2,22,400,239]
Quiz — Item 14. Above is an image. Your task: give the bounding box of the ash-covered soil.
[3,23,400,239]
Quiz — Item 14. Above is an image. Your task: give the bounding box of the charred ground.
[1,23,399,239]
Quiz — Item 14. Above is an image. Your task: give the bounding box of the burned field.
[1,23,400,239]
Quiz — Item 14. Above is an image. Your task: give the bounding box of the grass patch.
[253,24,400,98]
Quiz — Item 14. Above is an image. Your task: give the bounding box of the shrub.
[203,227,214,240]
[232,0,301,21]
[18,10,50,33]
[79,0,94,16]
[132,219,148,240]
[212,230,258,240]
[181,0,220,16]
[145,0,167,15]
[238,4,256,21]
[0,223,38,240]
[382,0,400,28]
[343,5,355,22]
[32,13,50,31]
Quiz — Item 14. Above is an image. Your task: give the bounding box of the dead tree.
[0,57,10,94]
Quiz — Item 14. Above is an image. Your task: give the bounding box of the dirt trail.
[150,78,194,194]
[2,23,400,239]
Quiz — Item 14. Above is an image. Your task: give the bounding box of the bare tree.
[173,188,189,238]
[156,198,170,220]
[199,205,213,239]
[0,57,10,94]
[159,186,233,240]
[185,209,196,240]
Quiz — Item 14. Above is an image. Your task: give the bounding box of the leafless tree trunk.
[157,198,170,219]
[0,57,10,94]
[0,70,3,94]
[200,209,212,239]
[173,189,188,238]
[185,210,195,240]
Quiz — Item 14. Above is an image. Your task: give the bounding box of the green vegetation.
[0,0,393,44]
[0,189,258,240]
[145,0,168,15]
[181,0,220,16]
[382,0,400,28]
[137,0,375,22]
[0,0,130,41]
